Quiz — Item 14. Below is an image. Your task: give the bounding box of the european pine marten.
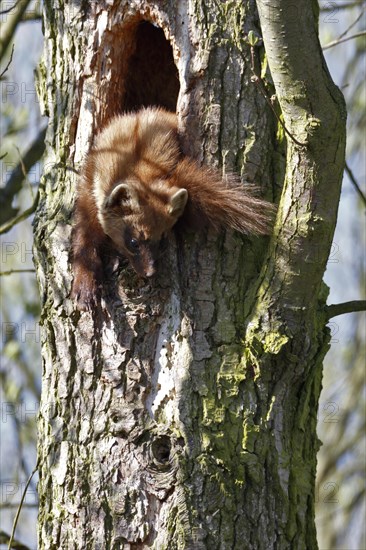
[71,107,275,310]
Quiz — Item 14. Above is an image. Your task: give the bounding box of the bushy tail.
[172,158,276,235]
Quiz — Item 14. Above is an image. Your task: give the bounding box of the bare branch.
[0,530,31,550]
[345,162,366,206]
[255,0,346,322]
[0,0,31,63]
[326,300,366,319]
[0,268,35,276]
[0,43,14,79]
[20,11,42,21]
[0,1,20,15]
[337,8,364,41]
[0,503,38,509]
[0,187,40,235]
[0,126,46,224]
[323,30,366,50]
[14,144,34,199]
[8,467,37,550]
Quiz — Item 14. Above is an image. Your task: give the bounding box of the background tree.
[0,2,43,546]
[314,4,366,548]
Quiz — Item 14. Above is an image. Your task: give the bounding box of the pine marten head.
[99,178,188,278]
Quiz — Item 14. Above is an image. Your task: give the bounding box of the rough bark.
[34,1,346,549]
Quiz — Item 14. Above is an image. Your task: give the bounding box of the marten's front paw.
[71,269,101,311]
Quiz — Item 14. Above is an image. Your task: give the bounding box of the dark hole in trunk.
[122,21,179,113]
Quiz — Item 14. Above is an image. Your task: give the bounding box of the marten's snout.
[144,261,156,278]
[128,241,159,279]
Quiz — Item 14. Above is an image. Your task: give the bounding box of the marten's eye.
[126,237,140,254]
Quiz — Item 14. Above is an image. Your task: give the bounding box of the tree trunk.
[34,1,346,548]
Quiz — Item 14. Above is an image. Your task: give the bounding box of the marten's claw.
[71,272,101,311]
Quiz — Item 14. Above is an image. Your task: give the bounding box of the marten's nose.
[145,262,156,278]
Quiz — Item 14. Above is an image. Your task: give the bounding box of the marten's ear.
[168,188,188,217]
[104,183,139,210]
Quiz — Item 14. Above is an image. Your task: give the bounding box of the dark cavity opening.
[122,21,179,113]
[151,435,171,465]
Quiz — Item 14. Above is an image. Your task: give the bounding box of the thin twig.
[345,162,366,206]
[8,467,37,550]
[0,126,46,225]
[0,531,31,550]
[20,12,42,21]
[1,127,46,197]
[323,30,366,50]
[337,9,364,41]
[14,145,34,199]
[0,1,19,15]
[0,269,35,276]
[0,43,14,78]
[0,503,38,509]
[0,0,31,63]
[0,187,40,234]
[326,300,366,319]
[249,45,307,147]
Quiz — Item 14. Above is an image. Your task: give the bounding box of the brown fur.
[71,107,275,309]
